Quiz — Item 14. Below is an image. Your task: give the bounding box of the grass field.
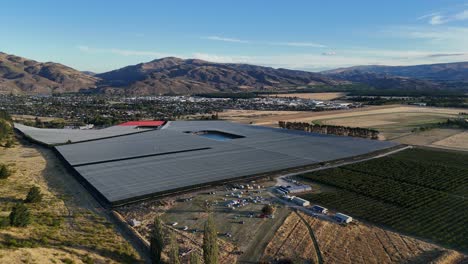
[0,139,141,263]
[264,92,346,100]
[299,148,468,252]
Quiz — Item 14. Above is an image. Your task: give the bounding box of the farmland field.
[299,148,468,252]
[218,105,468,150]
[262,211,467,263]
[264,92,346,100]
[432,131,468,150]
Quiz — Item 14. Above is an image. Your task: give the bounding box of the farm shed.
[292,197,310,207]
[311,205,328,214]
[286,185,312,193]
[335,213,353,223]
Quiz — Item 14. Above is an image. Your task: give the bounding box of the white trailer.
[292,197,310,207]
[335,213,353,224]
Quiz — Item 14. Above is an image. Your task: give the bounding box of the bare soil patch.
[117,180,288,263]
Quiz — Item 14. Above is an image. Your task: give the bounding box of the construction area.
[116,176,468,263]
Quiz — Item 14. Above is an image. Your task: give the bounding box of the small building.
[292,197,310,207]
[311,205,328,214]
[276,186,289,195]
[276,185,312,195]
[287,185,312,194]
[335,213,353,224]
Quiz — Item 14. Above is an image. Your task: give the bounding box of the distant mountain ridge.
[323,62,468,82]
[0,52,98,94]
[1,51,468,95]
[323,70,439,91]
[95,57,347,95]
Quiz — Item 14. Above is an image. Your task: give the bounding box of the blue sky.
[1,0,468,72]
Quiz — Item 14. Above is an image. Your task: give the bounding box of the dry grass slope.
[0,139,141,263]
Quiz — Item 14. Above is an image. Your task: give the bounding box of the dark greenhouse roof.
[16,121,398,205]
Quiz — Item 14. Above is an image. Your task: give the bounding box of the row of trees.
[150,214,218,264]
[278,121,380,139]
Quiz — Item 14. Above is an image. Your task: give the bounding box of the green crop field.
[299,148,468,252]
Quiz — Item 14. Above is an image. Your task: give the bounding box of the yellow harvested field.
[263,212,467,264]
[432,131,468,150]
[220,105,463,126]
[393,129,462,146]
[265,92,346,100]
[262,212,319,263]
[323,119,398,127]
[218,105,399,126]
[219,105,467,147]
[296,106,462,123]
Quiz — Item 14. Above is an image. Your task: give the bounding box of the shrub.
[82,255,95,264]
[61,258,74,264]
[4,139,14,148]
[0,216,10,229]
[25,186,42,203]
[0,164,10,179]
[9,203,31,227]
[261,204,274,216]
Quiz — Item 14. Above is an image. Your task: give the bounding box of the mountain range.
[0,52,98,94]
[323,62,468,82]
[95,57,346,95]
[1,51,467,95]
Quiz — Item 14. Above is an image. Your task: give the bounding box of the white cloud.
[202,36,249,43]
[420,9,468,25]
[271,42,326,48]
[429,15,446,25]
[454,10,468,20]
[192,53,253,63]
[382,26,468,48]
[426,53,465,58]
[77,45,90,52]
[322,51,337,56]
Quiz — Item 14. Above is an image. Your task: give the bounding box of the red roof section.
[118,121,165,127]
